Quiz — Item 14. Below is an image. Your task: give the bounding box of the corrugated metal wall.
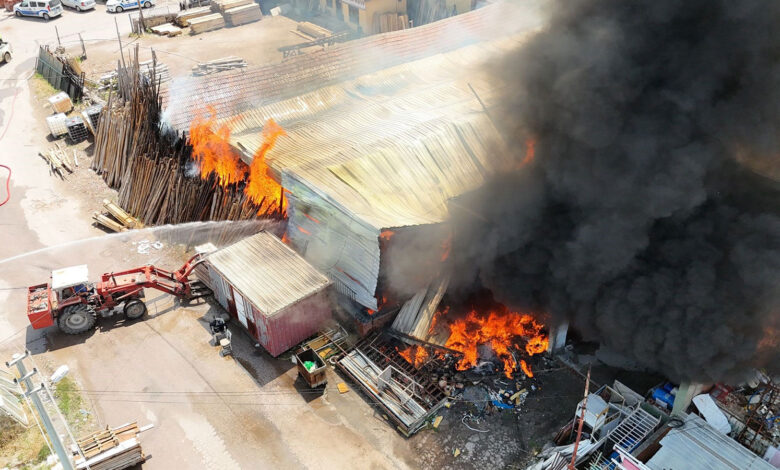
[284,171,381,310]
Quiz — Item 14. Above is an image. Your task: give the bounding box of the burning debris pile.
[445,0,780,383]
[91,48,287,225]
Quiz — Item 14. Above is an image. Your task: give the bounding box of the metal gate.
[35,46,84,102]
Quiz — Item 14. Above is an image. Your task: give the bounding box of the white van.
[13,0,63,20]
[106,0,154,13]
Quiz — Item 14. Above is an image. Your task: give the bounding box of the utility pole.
[6,351,74,470]
[569,365,591,470]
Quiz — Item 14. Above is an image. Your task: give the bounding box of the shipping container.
[204,231,332,357]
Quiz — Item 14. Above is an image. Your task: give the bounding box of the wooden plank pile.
[174,5,212,26]
[191,56,247,76]
[189,13,226,34]
[375,13,410,33]
[39,143,76,177]
[91,45,283,226]
[210,0,250,13]
[74,422,145,470]
[150,23,183,36]
[224,3,262,26]
[296,21,331,39]
[93,199,144,232]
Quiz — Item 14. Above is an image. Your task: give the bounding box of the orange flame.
[297,226,311,236]
[189,106,247,186]
[520,360,533,378]
[303,212,321,224]
[380,230,395,241]
[397,345,429,368]
[444,308,548,378]
[245,119,287,211]
[517,138,535,169]
[441,233,453,262]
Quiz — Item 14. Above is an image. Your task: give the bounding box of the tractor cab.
[51,265,92,303]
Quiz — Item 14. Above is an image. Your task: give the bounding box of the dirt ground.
[0,6,592,470]
[72,15,329,79]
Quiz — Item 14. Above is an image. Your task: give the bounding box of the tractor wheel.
[124,299,147,320]
[58,304,97,335]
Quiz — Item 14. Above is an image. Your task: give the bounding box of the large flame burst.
[245,119,287,211]
[189,109,288,214]
[445,309,548,378]
[189,106,246,186]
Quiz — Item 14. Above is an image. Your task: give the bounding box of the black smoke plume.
[449,0,780,383]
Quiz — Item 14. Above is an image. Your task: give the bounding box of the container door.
[234,292,249,329]
[209,269,228,310]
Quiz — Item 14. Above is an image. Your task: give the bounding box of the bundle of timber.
[191,56,247,76]
[92,45,284,226]
[224,3,261,26]
[296,21,331,39]
[75,422,148,470]
[375,13,409,33]
[210,0,250,13]
[150,23,183,36]
[175,5,211,26]
[39,143,76,177]
[189,13,226,34]
[93,199,145,232]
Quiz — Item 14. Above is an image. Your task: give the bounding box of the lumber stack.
[375,13,409,33]
[39,143,75,177]
[150,23,183,36]
[210,0,250,13]
[297,21,331,39]
[75,422,145,470]
[91,44,284,226]
[224,3,262,26]
[191,56,247,76]
[175,5,212,26]
[189,13,226,34]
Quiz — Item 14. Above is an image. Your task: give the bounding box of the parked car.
[106,0,152,12]
[61,0,94,10]
[13,0,63,19]
[0,41,11,65]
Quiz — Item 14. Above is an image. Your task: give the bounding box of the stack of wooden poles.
[91,45,284,226]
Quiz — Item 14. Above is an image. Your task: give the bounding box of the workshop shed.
[204,231,332,356]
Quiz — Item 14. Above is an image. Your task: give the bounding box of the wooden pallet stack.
[375,13,410,33]
[174,5,212,26]
[191,56,248,76]
[75,422,145,470]
[189,13,226,34]
[224,3,262,26]
[297,21,331,39]
[150,23,183,36]
[210,0,251,13]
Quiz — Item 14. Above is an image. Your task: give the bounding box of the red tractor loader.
[27,254,212,334]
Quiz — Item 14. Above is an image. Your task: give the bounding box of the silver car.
[61,0,95,10]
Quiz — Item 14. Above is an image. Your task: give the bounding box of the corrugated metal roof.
[206,232,331,316]
[646,414,774,470]
[224,36,521,229]
[161,1,543,130]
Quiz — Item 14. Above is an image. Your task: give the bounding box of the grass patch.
[0,403,51,468]
[54,376,84,426]
[30,73,58,99]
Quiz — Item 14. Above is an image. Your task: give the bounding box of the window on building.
[348,4,359,24]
